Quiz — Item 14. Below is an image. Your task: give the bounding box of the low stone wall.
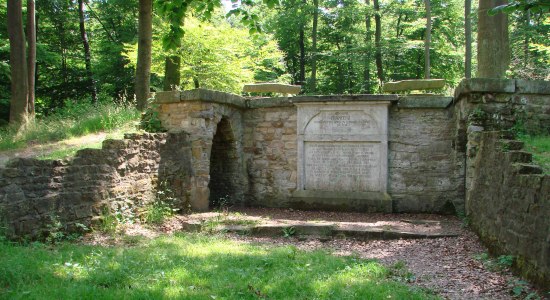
[466,131,549,288]
[0,133,192,238]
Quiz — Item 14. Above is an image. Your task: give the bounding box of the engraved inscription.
[304,111,378,135]
[304,142,380,192]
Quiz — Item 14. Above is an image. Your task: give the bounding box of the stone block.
[397,96,453,108]
[243,83,301,94]
[516,79,550,95]
[383,79,445,92]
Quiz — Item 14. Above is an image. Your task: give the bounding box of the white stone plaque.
[295,102,390,193]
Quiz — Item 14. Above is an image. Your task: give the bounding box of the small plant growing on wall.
[140,103,166,133]
[143,181,179,225]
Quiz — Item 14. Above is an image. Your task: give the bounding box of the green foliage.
[143,182,179,225]
[475,252,516,272]
[282,226,296,238]
[0,234,438,299]
[0,101,139,151]
[519,134,550,173]
[139,107,166,133]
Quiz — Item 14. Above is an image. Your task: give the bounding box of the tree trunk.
[78,0,98,103]
[135,0,152,110]
[310,0,318,93]
[465,0,472,78]
[477,0,510,78]
[299,0,306,86]
[373,0,384,88]
[27,0,36,117]
[364,0,372,93]
[163,56,181,91]
[7,0,28,124]
[424,0,431,79]
[524,10,530,66]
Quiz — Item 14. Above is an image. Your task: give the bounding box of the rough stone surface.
[0,133,193,238]
[466,131,550,289]
[243,83,301,94]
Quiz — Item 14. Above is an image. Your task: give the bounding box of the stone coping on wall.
[155,89,454,109]
[454,78,550,98]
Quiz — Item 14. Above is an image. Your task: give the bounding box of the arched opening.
[208,117,239,209]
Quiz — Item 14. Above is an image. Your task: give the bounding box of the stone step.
[180,220,459,240]
[513,163,544,175]
[499,139,524,151]
[507,151,533,163]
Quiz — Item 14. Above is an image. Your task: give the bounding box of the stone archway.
[208,117,240,208]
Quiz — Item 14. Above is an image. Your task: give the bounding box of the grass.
[0,101,140,152]
[0,233,438,299]
[518,134,550,173]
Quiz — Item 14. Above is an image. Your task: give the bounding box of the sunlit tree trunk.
[163,56,181,91]
[7,0,28,124]
[373,0,384,88]
[299,0,306,87]
[424,0,431,79]
[465,0,472,78]
[310,0,318,93]
[27,0,36,117]
[135,0,152,110]
[364,0,372,93]
[477,0,510,78]
[78,0,98,103]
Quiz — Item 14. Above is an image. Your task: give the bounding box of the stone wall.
[0,133,192,238]
[466,131,549,288]
[156,90,462,213]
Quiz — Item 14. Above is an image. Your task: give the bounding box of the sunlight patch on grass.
[519,134,550,173]
[0,233,439,299]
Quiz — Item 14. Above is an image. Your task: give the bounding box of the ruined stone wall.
[0,133,192,238]
[466,131,549,288]
[242,106,297,207]
[389,100,459,213]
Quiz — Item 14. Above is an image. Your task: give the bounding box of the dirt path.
[85,208,546,300]
[0,132,108,167]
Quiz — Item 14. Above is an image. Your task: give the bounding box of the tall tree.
[364,0,372,93]
[298,0,306,86]
[7,0,28,124]
[135,0,152,110]
[465,0,472,78]
[477,0,510,78]
[27,0,36,116]
[373,0,384,87]
[77,0,98,103]
[310,0,318,92]
[424,0,431,79]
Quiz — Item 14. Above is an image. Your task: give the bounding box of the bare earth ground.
[84,208,548,300]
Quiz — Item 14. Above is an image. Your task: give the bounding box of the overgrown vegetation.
[0,101,139,151]
[518,134,550,174]
[0,233,438,299]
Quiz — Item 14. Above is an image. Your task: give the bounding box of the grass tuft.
[518,134,550,174]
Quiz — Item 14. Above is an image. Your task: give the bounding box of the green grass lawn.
[519,134,550,174]
[0,234,437,300]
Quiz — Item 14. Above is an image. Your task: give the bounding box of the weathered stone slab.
[516,79,550,95]
[243,83,301,94]
[397,95,453,108]
[246,94,399,108]
[155,91,180,103]
[382,79,445,92]
[454,78,516,98]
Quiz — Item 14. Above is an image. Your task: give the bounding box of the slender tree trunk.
[26,0,36,117]
[299,0,306,86]
[310,0,318,93]
[135,0,152,110]
[78,0,98,103]
[373,0,384,88]
[163,56,181,91]
[465,0,472,78]
[364,0,372,93]
[7,0,28,124]
[424,0,431,79]
[524,10,530,66]
[477,0,510,78]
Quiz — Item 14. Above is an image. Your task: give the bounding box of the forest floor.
[84,208,549,300]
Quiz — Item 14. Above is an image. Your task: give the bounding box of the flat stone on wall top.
[155,89,246,107]
[397,95,453,108]
[243,83,301,94]
[382,79,445,92]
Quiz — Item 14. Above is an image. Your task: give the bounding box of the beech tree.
[7,0,28,124]
[77,0,98,103]
[27,0,36,116]
[135,0,153,111]
[477,0,510,78]
[424,0,431,79]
